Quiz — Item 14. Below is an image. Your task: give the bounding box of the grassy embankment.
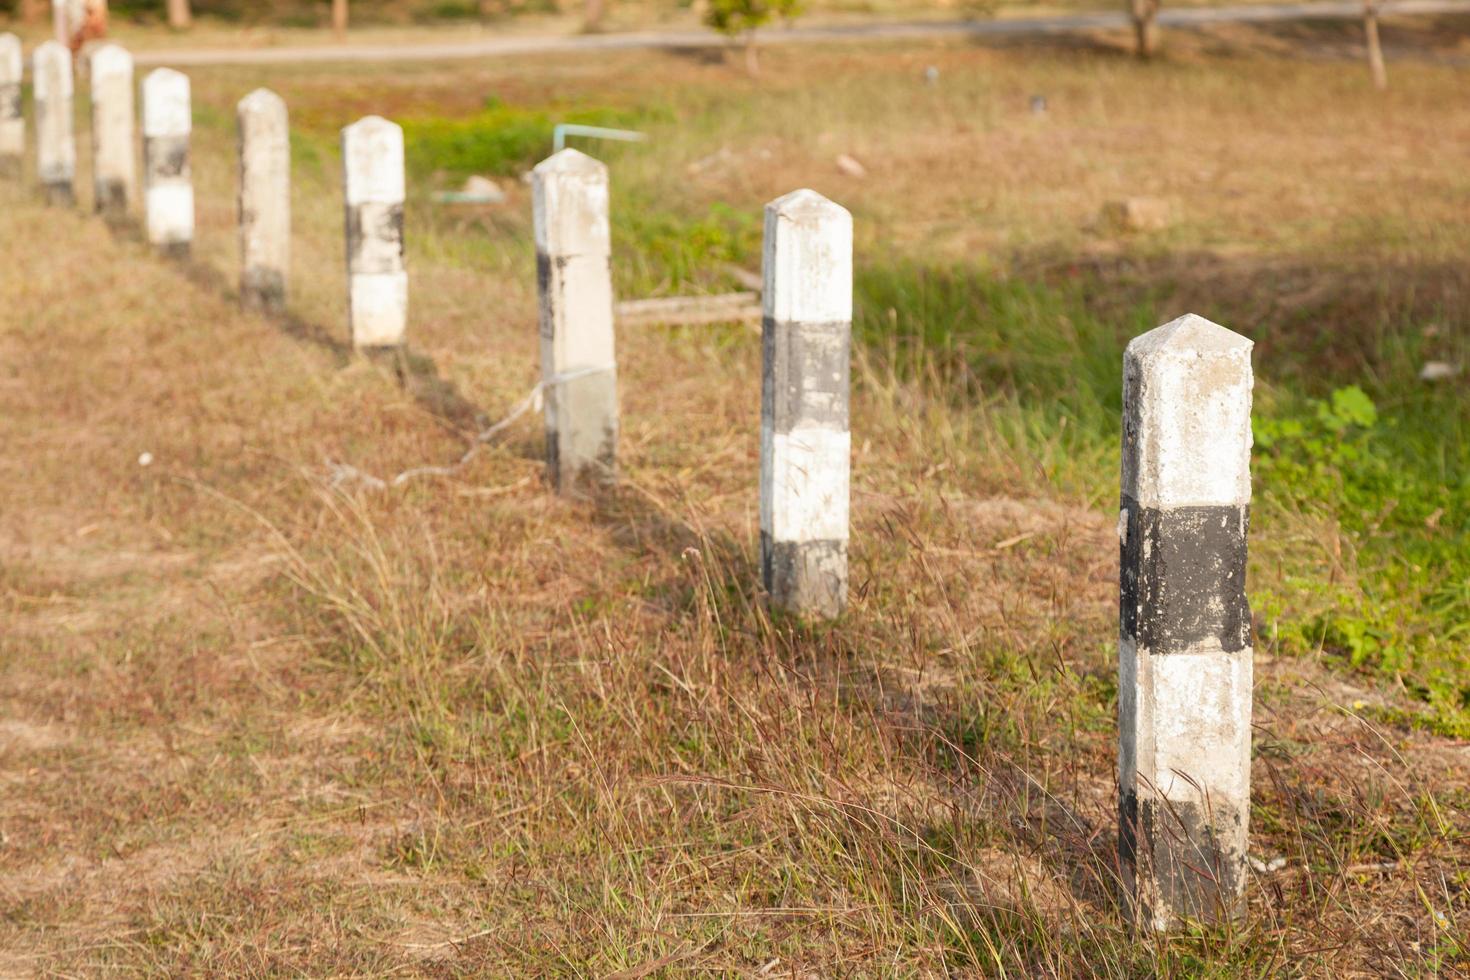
[1,18,1466,975]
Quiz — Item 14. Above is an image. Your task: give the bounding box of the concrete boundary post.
[1118,312,1254,932]
[0,34,22,179]
[341,115,406,348]
[90,43,136,220]
[33,41,74,206]
[759,188,852,619]
[532,147,617,493]
[238,88,290,314]
[142,67,194,256]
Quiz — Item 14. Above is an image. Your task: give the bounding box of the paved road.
[132,0,1470,67]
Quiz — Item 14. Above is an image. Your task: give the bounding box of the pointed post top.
[238,87,286,116]
[32,40,71,99]
[342,114,401,141]
[766,187,850,225]
[142,67,190,137]
[1122,313,1253,509]
[342,115,404,205]
[1126,313,1253,362]
[90,43,133,77]
[763,188,853,325]
[34,39,68,60]
[533,146,607,179]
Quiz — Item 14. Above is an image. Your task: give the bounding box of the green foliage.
[401,98,652,179]
[613,200,760,294]
[1255,385,1470,736]
[703,0,802,38]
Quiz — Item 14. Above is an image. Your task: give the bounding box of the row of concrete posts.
[0,32,1256,934]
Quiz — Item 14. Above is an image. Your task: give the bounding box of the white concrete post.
[341,115,406,347]
[1118,313,1254,932]
[0,34,22,179]
[759,189,852,619]
[142,68,193,256]
[237,88,290,314]
[89,43,135,219]
[532,148,617,492]
[32,41,74,206]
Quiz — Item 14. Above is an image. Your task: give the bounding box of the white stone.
[89,44,136,215]
[142,68,190,138]
[33,41,74,192]
[0,34,22,170]
[145,183,194,243]
[763,189,853,325]
[348,274,409,347]
[343,115,404,205]
[342,116,406,347]
[237,88,290,310]
[142,67,193,248]
[1122,314,1253,509]
[533,148,618,491]
[760,428,851,543]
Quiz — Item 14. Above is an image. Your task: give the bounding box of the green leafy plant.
[703,0,802,75]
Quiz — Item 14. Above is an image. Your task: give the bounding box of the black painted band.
[761,534,847,609]
[762,316,850,433]
[1119,496,1250,654]
[346,202,405,275]
[1119,789,1245,923]
[0,84,19,120]
[144,134,189,180]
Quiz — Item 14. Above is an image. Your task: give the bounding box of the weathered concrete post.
[1118,312,1254,932]
[341,115,407,348]
[759,189,852,619]
[32,41,74,205]
[0,34,22,179]
[142,67,193,256]
[89,43,136,219]
[237,89,290,314]
[532,148,617,492]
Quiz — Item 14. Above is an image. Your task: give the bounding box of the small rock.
[1418,361,1461,381]
[461,175,505,203]
[1030,94,1048,116]
[1100,197,1172,233]
[924,65,940,86]
[138,452,153,467]
[835,154,867,178]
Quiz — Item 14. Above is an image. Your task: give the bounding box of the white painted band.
[349,272,408,346]
[146,183,194,243]
[761,426,850,543]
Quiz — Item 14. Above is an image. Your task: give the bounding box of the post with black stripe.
[532,148,617,494]
[342,115,406,348]
[1118,313,1254,932]
[759,189,852,619]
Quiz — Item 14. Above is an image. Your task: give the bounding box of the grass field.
[1,12,1468,976]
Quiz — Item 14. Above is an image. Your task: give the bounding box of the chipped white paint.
[1119,313,1254,933]
[533,148,618,491]
[762,188,853,326]
[89,44,136,216]
[760,429,851,542]
[237,88,290,312]
[33,41,74,202]
[1121,314,1253,509]
[142,67,194,250]
[760,189,852,618]
[0,34,22,176]
[342,116,406,347]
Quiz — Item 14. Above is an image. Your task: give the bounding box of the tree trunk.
[19,0,46,25]
[166,0,191,30]
[1364,1,1387,89]
[332,0,349,38]
[478,0,501,18]
[1129,0,1160,58]
[744,30,759,76]
[582,0,606,32]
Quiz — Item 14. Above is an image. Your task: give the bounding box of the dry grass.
[0,21,1467,977]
